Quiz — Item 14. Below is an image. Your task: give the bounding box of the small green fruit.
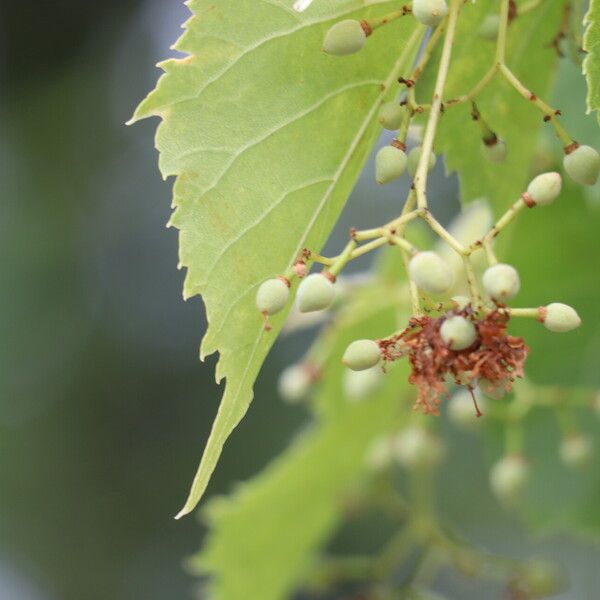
[440,315,477,350]
[516,560,566,598]
[278,364,313,403]
[447,389,486,430]
[342,339,381,371]
[489,454,529,505]
[344,365,383,401]
[297,273,335,313]
[256,278,289,315]
[413,0,448,27]
[375,145,407,184]
[407,145,437,178]
[482,263,520,302]
[526,171,562,206]
[479,14,500,41]
[378,102,406,130]
[542,302,581,332]
[559,434,593,468]
[409,251,454,295]
[393,426,444,469]
[482,138,507,164]
[323,19,367,56]
[564,144,600,185]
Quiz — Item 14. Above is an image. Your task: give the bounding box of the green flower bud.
[322,19,367,56]
[344,365,383,401]
[378,102,406,130]
[393,426,444,469]
[526,171,562,206]
[413,0,448,27]
[559,434,593,468]
[278,364,313,403]
[409,251,454,295]
[490,454,529,505]
[342,339,381,371]
[479,14,500,41]
[482,263,520,302]
[451,295,470,311]
[542,302,581,333]
[447,389,486,430]
[564,144,600,185]
[407,145,437,178]
[482,138,507,164]
[256,278,289,315]
[375,145,407,184]
[440,315,478,350]
[297,273,335,313]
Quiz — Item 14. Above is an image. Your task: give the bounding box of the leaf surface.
[132,0,422,516]
[584,0,600,115]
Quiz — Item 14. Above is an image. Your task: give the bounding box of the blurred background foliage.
[1,1,599,599]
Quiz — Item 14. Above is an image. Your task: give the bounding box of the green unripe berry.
[342,339,381,371]
[409,251,454,295]
[451,295,470,311]
[344,365,383,401]
[482,138,507,164]
[482,263,520,302]
[322,19,367,56]
[407,145,437,178]
[560,434,593,468]
[256,278,289,315]
[479,14,500,41]
[297,273,335,313]
[448,389,486,430]
[378,102,406,130]
[542,302,581,333]
[563,144,600,185]
[526,171,562,206]
[413,0,448,27]
[490,455,529,505]
[440,316,478,350]
[393,426,444,469]
[516,559,566,598]
[375,145,407,184]
[278,364,313,403]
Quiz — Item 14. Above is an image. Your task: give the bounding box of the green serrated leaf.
[421,0,565,208]
[131,0,423,516]
[584,0,600,115]
[191,276,412,600]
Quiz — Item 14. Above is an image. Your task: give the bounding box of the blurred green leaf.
[421,0,564,209]
[584,0,600,115]
[131,0,422,516]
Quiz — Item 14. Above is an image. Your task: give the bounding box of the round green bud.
[489,454,529,505]
[407,145,437,178]
[342,339,381,371]
[447,389,486,430]
[482,138,507,164]
[297,273,335,313]
[322,19,367,56]
[440,315,478,351]
[278,364,313,403]
[256,278,289,315]
[564,144,600,185]
[409,251,454,295]
[479,14,500,41]
[344,365,383,401]
[393,426,444,469]
[378,102,406,130]
[559,434,593,468]
[482,263,520,302]
[542,302,581,333]
[375,145,408,184]
[451,295,471,311]
[478,377,509,400]
[413,0,448,28]
[516,559,566,598]
[526,171,562,206]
